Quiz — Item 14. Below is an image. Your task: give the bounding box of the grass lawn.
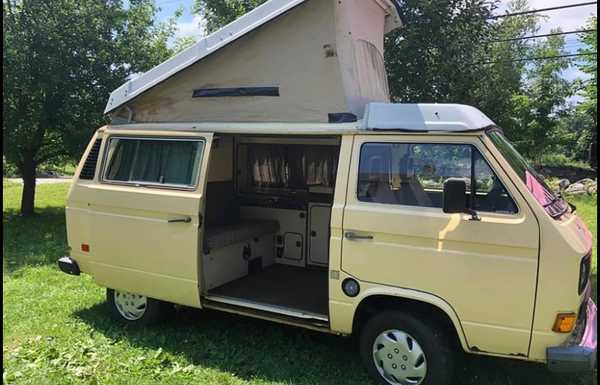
[3,181,597,385]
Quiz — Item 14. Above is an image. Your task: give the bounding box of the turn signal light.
[81,243,90,252]
[552,313,577,333]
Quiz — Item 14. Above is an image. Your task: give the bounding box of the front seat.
[395,155,433,207]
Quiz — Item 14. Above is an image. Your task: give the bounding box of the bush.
[538,153,594,170]
[3,156,18,178]
[37,161,77,176]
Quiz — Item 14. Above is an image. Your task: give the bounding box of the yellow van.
[60,103,596,385]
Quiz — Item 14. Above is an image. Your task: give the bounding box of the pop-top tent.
[105,0,403,124]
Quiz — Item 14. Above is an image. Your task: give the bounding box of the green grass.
[3,183,597,385]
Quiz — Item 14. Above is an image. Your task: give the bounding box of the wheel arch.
[352,289,470,352]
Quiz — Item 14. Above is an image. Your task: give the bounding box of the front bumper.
[547,298,597,372]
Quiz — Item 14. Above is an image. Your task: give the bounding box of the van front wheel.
[107,288,168,325]
[359,311,454,385]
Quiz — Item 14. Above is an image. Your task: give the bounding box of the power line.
[489,1,597,19]
[489,28,596,43]
[482,52,597,65]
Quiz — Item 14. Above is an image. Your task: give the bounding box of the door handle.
[344,232,374,240]
[168,216,192,223]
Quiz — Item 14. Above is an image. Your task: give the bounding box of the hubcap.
[372,329,427,385]
[114,290,147,321]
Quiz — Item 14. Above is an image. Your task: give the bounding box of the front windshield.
[487,129,569,219]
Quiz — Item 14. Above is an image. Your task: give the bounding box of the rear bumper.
[547,299,597,372]
[58,256,80,276]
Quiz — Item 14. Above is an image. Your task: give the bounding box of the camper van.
[59,0,596,384]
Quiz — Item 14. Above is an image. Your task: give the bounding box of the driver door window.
[357,142,517,214]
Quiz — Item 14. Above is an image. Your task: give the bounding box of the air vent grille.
[79,139,102,180]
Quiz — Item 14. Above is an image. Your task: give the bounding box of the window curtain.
[106,139,199,185]
[246,144,338,190]
[303,146,338,187]
[106,140,138,181]
[131,140,198,185]
[247,144,288,188]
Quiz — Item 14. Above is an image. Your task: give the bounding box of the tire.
[106,288,170,326]
[360,311,454,385]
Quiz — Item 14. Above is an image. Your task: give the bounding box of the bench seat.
[204,220,279,252]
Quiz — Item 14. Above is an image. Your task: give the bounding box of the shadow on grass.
[76,303,367,385]
[2,207,68,274]
[76,301,596,385]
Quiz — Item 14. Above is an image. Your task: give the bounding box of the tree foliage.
[573,17,598,166]
[193,0,267,34]
[509,31,573,161]
[577,16,598,121]
[384,0,496,106]
[3,0,179,215]
[476,0,539,133]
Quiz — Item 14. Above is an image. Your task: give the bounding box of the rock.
[557,179,571,190]
[588,184,597,194]
[565,183,588,195]
[574,178,596,187]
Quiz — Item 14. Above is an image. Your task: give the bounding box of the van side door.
[84,129,212,308]
[341,134,539,356]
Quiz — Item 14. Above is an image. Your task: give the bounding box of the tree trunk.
[20,158,37,216]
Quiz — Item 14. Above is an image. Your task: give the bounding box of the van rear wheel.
[107,288,169,325]
[359,311,454,385]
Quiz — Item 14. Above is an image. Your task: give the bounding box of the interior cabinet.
[308,203,331,266]
[240,206,307,267]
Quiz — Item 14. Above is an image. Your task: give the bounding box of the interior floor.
[208,264,329,317]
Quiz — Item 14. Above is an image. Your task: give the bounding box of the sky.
[496,0,597,85]
[155,0,597,102]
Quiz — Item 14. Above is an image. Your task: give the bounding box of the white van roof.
[105,103,496,134]
[362,103,495,132]
[104,0,402,115]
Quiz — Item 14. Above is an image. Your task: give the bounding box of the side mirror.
[443,178,480,221]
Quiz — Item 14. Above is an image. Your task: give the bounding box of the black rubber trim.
[484,125,504,134]
[193,87,280,98]
[328,113,357,123]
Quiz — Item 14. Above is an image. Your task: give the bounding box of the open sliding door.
[85,129,213,308]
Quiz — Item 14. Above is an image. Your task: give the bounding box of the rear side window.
[103,137,204,188]
[357,143,518,214]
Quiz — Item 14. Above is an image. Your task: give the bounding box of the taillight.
[578,253,591,295]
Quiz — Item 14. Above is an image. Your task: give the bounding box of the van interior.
[202,135,340,322]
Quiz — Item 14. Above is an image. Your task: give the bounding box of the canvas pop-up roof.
[105,0,403,124]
